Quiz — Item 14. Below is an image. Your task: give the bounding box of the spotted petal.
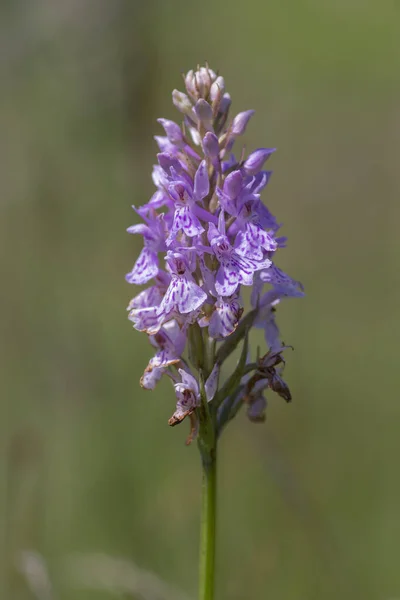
[128,306,164,335]
[215,254,271,296]
[235,222,278,260]
[177,368,200,396]
[166,206,205,246]
[260,264,304,296]
[157,276,207,316]
[127,285,164,311]
[208,297,243,339]
[125,247,158,285]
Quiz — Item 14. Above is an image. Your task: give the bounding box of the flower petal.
[128,306,165,335]
[215,260,241,296]
[177,279,207,313]
[167,206,204,246]
[125,247,158,285]
[231,110,255,136]
[208,297,243,339]
[127,285,164,310]
[178,368,200,395]
[260,264,304,296]
[140,366,164,390]
[157,276,207,316]
[243,148,276,176]
[235,223,277,260]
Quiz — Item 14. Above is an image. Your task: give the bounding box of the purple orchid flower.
[155,252,207,324]
[208,213,271,297]
[168,368,201,426]
[125,213,167,285]
[126,64,303,435]
[259,264,304,296]
[216,170,277,260]
[140,320,186,390]
[165,160,210,246]
[207,295,243,339]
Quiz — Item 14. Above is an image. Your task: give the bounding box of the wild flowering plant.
[126,65,303,600]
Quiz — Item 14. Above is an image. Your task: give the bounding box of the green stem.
[199,445,217,600]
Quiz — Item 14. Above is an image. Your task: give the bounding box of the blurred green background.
[1,1,400,599]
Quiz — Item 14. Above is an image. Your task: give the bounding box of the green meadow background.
[1,1,400,599]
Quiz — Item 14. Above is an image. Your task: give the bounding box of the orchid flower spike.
[126,65,303,442]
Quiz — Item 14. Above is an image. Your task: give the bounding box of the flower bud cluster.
[126,65,303,439]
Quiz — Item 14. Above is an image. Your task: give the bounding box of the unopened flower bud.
[185,67,217,100]
[213,93,231,136]
[184,70,196,98]
[231,110,255,136]
[202,132,220,160]
[210,76,225,102]
[157,119,184,146]
[157,152,183,174]
[197,66,216,97]
[243,148,276,175]
[219,93,231,114]
[224,170,242,200]
[172,89,194,116]
[194,99,214,132]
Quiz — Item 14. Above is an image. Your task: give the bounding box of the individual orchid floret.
[156,252,207,325]
[202,132,220,163]
[233,198,278,261]
[231,110,255,136]
[207,295,243,340]
[140,320,186,390]
[129,305,163,335]
[216,170,243,215]
[140,365,165,391]
[172,89,194,116]
[259,264,305,297]
[168,368,201,426]
[222,109,255,154]
[208,214,271,297]
[194,100,214,132]
[157,118,185,147]
[165,160,210,246]
[218,93,231,114]
[127,273,170,335]
[210,76,225,102]
[214,93,232,135]
[127,273,169,311]
[125,213,167,285]
[243,148,276,175]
